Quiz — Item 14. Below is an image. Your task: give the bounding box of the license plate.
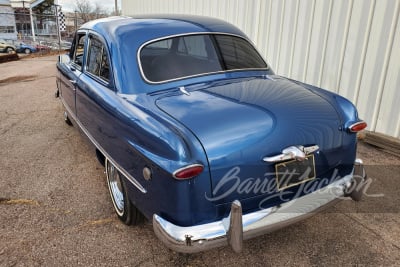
[275,155,316,191]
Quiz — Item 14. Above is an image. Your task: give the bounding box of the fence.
[0,11,83,53]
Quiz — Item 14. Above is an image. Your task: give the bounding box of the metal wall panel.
[122,0,400,138]
[374,1,400,137]
[338,0,374,103]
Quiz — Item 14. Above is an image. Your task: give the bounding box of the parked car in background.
[16,42,37,54]
[61,41,72,50]
[0,39,16,53]
[35,42,51,52]
[56,15,368,253]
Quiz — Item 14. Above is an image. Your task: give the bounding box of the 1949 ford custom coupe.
[56,15,367,253]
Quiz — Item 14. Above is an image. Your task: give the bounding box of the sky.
[56,0,122,13]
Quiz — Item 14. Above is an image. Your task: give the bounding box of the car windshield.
[139,34,267,83]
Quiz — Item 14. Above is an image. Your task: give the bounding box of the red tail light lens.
[173,164,204,180]
[349,121,367,132]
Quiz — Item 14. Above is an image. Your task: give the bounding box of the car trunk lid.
[156,77,345,205]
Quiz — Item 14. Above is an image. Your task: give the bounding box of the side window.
[86,36,110,83]
[73,33,86,69]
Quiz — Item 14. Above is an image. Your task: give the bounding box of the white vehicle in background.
[0,39,16,53]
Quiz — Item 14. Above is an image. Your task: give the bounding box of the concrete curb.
[361,131,400,156]
[0,53,19,63]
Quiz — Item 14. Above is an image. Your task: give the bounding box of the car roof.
[78,15,257,94]
[81,15,248,42]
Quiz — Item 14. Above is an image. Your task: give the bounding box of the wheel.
[63,111,73,126]
[24,48,31,54]
[6,47,14,54]
[105,159,144,225]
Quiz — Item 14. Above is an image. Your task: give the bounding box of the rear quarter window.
[86,36,110,83]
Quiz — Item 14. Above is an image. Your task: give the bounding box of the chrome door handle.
[69,79,77,85]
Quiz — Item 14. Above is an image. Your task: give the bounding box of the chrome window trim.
[85,71,110,87]
[137,32,269,85]
[71,30,88,71]
[59,96,147,193]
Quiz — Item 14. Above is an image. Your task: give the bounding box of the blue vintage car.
[56,15,368,253]
[16,42,37,54]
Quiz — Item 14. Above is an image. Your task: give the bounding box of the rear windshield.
[139,34,267,83]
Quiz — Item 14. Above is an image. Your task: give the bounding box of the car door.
[75,33,117,152]
[59,31,87,116]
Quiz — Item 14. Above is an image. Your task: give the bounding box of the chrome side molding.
[263,145,319,163]
[59,97,147,193]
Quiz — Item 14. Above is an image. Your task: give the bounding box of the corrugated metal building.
[0,0,17,40]
[122,0,400,139]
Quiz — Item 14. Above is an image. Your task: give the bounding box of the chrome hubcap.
[107,162,124,215]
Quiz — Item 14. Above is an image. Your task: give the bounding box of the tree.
[93,3,107,20]
[33,0,54,15]
[32,0,55,32]
[74,0,108,23]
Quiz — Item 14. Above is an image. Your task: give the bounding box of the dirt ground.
[0,56,399,266]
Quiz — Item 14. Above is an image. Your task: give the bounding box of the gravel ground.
[0,56,399,266]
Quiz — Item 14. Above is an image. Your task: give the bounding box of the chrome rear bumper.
[153,160,367,253]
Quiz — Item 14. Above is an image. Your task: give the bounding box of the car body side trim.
[60,96,147,193]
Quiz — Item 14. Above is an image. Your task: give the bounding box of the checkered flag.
[58,9,66,32]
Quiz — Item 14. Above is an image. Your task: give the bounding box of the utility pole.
[74,10,78,31]
[22,0,25,38]
[115,0,118,15]
[29,7,35,42]
[54,4,62,52]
